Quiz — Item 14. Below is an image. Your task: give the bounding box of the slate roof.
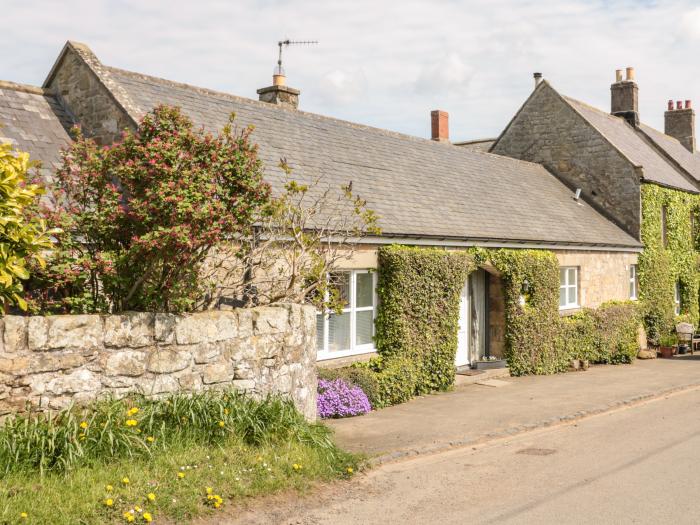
[639,123,700,184]
[561,95,698,193]
[453,138,496,153]
[0,81,73,182]
[100,67,639,248]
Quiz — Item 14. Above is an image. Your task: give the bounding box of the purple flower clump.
[317,378,371,419]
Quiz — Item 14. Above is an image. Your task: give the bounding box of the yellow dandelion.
[146,436,155,443]
[104,498,114,507]
[224,408,229,415]
[80,421,88,429]
[20,512,28,520]
[147,493,156,502]
[207,494,214,501]
[143,512,153,523]
[79,433,86,440]
[105,484,114,492]
[218,421,225,428]
[125,419,138,427]
[127,407,139,416]
[122,477,130,485]
[177,472,185,479]
[123,511,135,523]
[346,467,354,474]
[134,506,142,513]
[206,487,213,495]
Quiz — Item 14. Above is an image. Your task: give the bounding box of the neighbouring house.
[0,41,642,371]
[491,68,700,336]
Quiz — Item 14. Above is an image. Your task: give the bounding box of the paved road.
[232,387,700,525]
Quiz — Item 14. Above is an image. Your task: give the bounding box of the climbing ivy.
[638,184,700,339]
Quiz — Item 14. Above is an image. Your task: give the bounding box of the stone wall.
[555,250,638,309]
[492,82,642,239]
[0,304,317,420]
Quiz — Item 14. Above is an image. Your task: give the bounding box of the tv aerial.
[275,39,319,76]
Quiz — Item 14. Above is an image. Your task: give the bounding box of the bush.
[372,245,474,407]
[317,378,371,418]
[0,390,339,476]
[0,143,56,310]
[26,105,271,314]
[317,365,380,408]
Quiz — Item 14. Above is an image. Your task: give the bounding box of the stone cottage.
[0,41,642,370]
[491,68,700,332]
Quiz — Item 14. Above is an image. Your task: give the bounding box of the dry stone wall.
[0,304,317,420]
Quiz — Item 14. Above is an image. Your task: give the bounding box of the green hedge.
[558,301,640,365]
[370,245,474,407]
[639,184,700,339]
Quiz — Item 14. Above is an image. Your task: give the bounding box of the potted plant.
[474,355,508,370]
[658,333,677,359]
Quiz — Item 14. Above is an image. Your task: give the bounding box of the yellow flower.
[127,407,139,416]
[105,485,114,492]
[125,419,138,427]
[20,512,28,520]
[143,512,153,523]
[346,467,354,474]
[214,502,221,509]
[122,477,130,485]
[79,433,86,440]
[224,408,229,415]
[134,506,142,513]
[147,492,156,502]
[177,472,185,479]
[206,487,213,495]
[123,511,135,523]
[293,463,302,471]
[207,494,214,501]
[146,436,155,443]
[80,421,88,429]
[218,421,225,428]
[256,456,262,462]
[104,498,114,507]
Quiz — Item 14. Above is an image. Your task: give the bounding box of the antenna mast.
[276,39,318,76]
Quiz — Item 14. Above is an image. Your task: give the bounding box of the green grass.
[0,391,359,524]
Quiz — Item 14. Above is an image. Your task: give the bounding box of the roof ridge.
[0,80,48,96]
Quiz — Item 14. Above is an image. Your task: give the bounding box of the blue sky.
[2,0,700,141]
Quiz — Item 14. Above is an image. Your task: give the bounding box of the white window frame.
[675,280,681,316]
[629,264,638,300]
[317,269,377,361]
[559,266,579,310]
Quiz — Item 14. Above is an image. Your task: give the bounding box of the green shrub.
[318,365,380,408]
[0,390,340,476]
[558,310,597,363]
[372,245,474,407]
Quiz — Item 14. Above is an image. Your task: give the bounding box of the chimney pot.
[677,100,683,110]
[625,67,635,81]
[668,100,674,111]
[431,110,449,142]
[686,100,692,109]
[611,67,639,126]
[533,72,542,88]
[615,69,623,82]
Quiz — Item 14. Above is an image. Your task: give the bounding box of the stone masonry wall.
[0,304,317,420]
[492,82,642,239]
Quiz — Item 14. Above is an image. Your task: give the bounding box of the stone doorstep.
[454,368,511,387]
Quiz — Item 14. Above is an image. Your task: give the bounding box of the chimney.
[431,110,449,142]
[257,66,300,109]
[665,98,696,152]
[533,72,543,88]
[611,66,639,127]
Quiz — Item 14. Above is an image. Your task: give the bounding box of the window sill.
[559,306,581,316]
[317,346,376,362]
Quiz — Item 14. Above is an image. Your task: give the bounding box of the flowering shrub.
[25,105,270,313]
[317,378,371,418]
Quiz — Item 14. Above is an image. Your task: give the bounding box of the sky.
[3,0,700,141]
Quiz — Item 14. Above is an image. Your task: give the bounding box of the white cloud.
[1,0,700,140]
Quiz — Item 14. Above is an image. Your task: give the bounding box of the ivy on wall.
[369,245,474,407]
[639,184,700,339]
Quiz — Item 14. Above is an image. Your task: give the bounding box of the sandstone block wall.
[0,304,317,420]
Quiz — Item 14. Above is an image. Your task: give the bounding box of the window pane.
[559,268,566,285]
[568,286,577,304]
[567,268,576,284]
[630,281,634,298]
[356,272,374,308]
[328,311,351,351]
[355,310,374,346]
[560,288,566,307]
[330,272,351,309]
[316,313,325,352]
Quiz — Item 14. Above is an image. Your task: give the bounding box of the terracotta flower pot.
[659,346,675,359]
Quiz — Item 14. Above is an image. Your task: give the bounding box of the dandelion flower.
[147,493,156,502]
[125,419,138,427]
[143,512,153,523]
[105,485,114,492]
[123,511,135,523]
[134,506,142,513]
[127,407,139,416]
[146,436,155,443]
[80,421,88,429]
[104,498,114,507]
[122,477,130,485]
[177,472,185,479]
[224,408,229,415]
[347,467,354,474]
[218,421,225,428]
[206,487,213,495]
[20,513,28,520]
